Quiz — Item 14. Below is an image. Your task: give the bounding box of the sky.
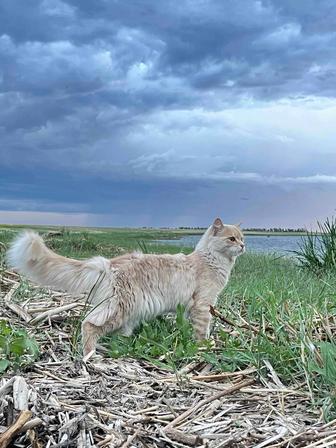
[1,0,336,229]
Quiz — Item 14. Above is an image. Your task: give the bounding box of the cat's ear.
[235,221,242,228]
[212,217,224,235]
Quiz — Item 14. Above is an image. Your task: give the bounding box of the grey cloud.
[2,0,336,104]
[1,0,336,227]
[1,0,335,130]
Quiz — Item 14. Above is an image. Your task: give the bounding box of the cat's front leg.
[189,296,213,341]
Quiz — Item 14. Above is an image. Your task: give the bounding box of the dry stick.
[119,429,141,448]
[165,378,254,430]
[29,302,85,325]
[4,270,20,278]
[269,429,336,448]
[13,376,29,411]
[209,306,239,328]
[209,305,275,340]
[304,435,336,448]
[97,434,116,447]
[19,418,43,434]
[253,427,288,448]
[162,367,257,383]
[2,283,19,302]
[177,361,202,375]
[3,284,33,322]
[0,410,32,448]
[190,367,257,382]
[164,428,203,446]
[1,278,19,287]
[33,367,69,383]
[320,419,336,430]
[0,378,15,399]
[268,419,336,448]
[263,360,285,389]
[4,300,32,322]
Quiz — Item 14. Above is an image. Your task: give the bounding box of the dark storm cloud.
[1,0,336,226]
[61,0,336,99]
[2,0,336,101]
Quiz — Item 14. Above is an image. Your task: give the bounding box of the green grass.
[293,217,336,273]
[104,305,201,370]
[0,225,193,260]
[1,225,336,416]
[219,253,336,415]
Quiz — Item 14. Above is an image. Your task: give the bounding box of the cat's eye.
[229,237,236,242]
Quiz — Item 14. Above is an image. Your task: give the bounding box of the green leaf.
[10,337,27,356]
[23,338,39,357]
[0,335,8,353]
[0,320,11,336]
[0,359,10,372]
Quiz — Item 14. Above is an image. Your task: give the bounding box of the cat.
[7,218,245,357]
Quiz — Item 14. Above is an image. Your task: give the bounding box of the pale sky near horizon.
[1,0,336,229]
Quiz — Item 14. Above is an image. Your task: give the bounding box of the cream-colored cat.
[7,218,245,356]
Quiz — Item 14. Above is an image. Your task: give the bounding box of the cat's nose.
[240,243,245,249]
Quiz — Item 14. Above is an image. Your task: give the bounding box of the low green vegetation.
[105,305,201,369]
[218,252,336,417]
[0,320,39,372]
[0,225,193,261]
[1,222,336,416]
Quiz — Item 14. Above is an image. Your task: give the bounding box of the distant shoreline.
[0,223,313,237]
[243,230,308,236]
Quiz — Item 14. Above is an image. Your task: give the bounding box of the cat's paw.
[82,350,104,364]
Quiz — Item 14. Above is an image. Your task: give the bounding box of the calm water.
[153,234,306,255]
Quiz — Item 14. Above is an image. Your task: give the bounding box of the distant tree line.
[141,226,307,232]
[177,226,307,232]
[244,227,306,232]
[177,226,206,230]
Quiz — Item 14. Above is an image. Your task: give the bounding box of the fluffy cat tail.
[7,231,109,294]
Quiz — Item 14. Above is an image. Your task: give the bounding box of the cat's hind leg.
[81,299,124,357]
[81,320,103,357]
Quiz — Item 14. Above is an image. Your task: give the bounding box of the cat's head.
[196,218,245,258]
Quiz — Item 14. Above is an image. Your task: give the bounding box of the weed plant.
[0,320,39,372]
[293,217,336,273]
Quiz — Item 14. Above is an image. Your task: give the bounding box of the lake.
[153,234,306,255]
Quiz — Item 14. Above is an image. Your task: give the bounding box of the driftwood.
[0,410,32,448]
[0,269,334,447]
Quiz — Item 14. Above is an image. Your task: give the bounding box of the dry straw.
[1,269,335,447]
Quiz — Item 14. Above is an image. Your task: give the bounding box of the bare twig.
[164,427,203,446]
[165,378,254,430]
[210,305,275,340]
[29,302,85,325]
[0,410,32,448]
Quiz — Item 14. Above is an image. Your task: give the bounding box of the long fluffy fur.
[7,231,109,294]
[7,220,245,356]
